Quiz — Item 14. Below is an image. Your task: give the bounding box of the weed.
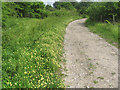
[88,63,96,70]
[96,63,99,65]
[89,72,93,75]
[93,80,98,84]
[111,72,116,75]
[88,58,91,60]
[97,77,104,80]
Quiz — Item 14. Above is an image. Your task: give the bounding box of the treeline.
[2,2,47,18]
[53,1,92,15]
[2,1,120,27]
[2,2,78,27]
[87,2,120,22]
[2,2,48,27]
[53,1,120,22]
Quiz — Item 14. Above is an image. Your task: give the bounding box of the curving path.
[63,18,118,88]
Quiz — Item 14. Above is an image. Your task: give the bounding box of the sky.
[41,0,81,3]
[40,0,118,6]
[41,0,81,6]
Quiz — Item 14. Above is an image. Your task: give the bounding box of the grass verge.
[85,19,119,48]
[2,12,80,88]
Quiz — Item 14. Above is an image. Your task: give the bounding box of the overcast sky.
[41,0,81,3]
[41,0,81,6]
[40,0,118,6]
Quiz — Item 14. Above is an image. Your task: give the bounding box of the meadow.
[2,10,80,88]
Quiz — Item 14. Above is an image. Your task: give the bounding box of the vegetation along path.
[63,18,118,88]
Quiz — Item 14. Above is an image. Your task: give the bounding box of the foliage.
[47,9,78,17]
[75,2,92,15]
[53,2,75,10]
[45,5,56,11]
[87,2,119,22]
[2,2,48,27]
[2,2,18,27]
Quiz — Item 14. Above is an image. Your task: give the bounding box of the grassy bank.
[85,19,119,48]
[2,12,80,88]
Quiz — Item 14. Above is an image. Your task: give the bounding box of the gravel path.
[63,18,118,88]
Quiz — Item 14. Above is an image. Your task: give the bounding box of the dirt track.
[63,18,118,88]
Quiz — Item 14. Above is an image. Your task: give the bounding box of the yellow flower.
[38,80,40,83]
[32,70,35,73]
[37,85,40,88]
[50,73,53,76]
[24,67,26,69]
[24,71,27,74]
[7,82,9,85]
[10,83,12,86]
[41,77,44,80]
[40,74,42,76]
[31,55,33,58]
[41,83,43,86]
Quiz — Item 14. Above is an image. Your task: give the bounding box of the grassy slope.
[2,14,80,88]
[85,19,119,48]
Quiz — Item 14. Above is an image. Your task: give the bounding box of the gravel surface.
[63,18,118,88]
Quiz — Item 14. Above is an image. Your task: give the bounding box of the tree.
[75,1,92,15]
[2,2,48,27]
[87,2,119,22]
[2,2,18,27]
[53,1,75,10]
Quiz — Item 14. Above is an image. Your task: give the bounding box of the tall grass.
[85,19,119,48]
[2,10,80,88]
